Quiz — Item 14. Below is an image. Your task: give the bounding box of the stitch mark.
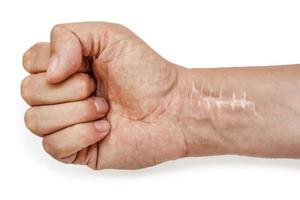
[190,82,260,117]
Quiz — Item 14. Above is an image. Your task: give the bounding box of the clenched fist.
[21,22,188,170]
[22,22,300,170]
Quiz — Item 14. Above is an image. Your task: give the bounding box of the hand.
[23,22,300,170]
[22,22,188,169]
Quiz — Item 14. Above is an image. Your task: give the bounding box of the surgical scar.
[189,80,260,116]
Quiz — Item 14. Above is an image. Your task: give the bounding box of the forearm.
[176,64,300,158]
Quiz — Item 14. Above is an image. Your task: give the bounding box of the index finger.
[23,42,90,74]
[23,42,50,74]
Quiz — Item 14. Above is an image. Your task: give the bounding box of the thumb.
[47,22,113,84]
[47,25,82,83]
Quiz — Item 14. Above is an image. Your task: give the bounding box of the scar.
[190,82,260,117]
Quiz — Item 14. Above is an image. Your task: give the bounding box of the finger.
[46,22,123,83]
[84,143,99,169]
[58,153,77,164]
[24,97,109,136]
[42,120,110,160]
[21,72,95,106]
[58,143,99,169]
[23,42,90,74]
[22,42,50,73]
[72,148,88,164]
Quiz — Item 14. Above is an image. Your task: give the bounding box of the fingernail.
[94,98,108,112]
[47,55,58,75]
[94,120,110,132]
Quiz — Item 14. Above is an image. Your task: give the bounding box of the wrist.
[172,64,300,159]
[173,66,237,157]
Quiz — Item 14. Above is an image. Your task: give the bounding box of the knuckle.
[24,108,37,134]
[21,75,34,105]
[42,137,55,157]
[42,137,65,159]
[42,137,49,152]
[50,24,65,37]
[23,42,49,73]
[22,49,35,72]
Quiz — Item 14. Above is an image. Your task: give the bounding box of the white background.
[1,0,300,199]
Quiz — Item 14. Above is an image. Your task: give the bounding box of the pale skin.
[21,22,300,170]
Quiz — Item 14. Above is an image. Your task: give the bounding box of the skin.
[21,22,300,170]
